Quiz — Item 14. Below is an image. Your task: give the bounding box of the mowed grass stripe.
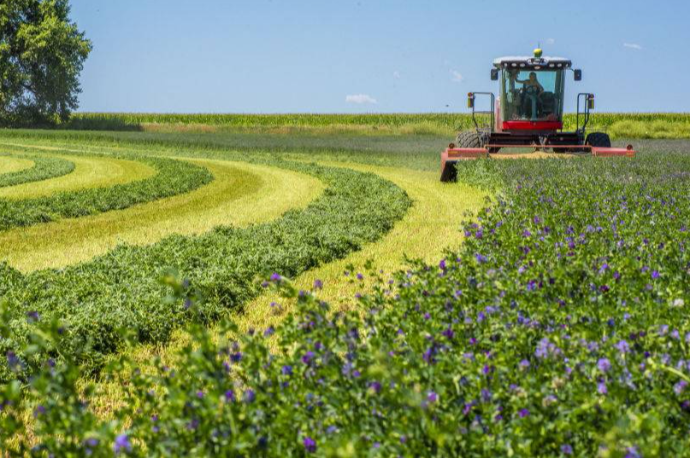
[0,159,323,272]
[0,155,156,200]
[0,155,34,175]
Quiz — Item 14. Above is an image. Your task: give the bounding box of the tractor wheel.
[586,132,611,148]
[456,130,483,148]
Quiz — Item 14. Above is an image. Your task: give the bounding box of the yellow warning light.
[534,48,543,58]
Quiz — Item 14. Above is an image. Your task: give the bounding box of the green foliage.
[0,152,74,187]
[0,139,690,456]
[0,0,91,126]
[0,151,212,230]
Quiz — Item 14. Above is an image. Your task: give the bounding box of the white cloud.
[623,42,642,50]
[450,70,464,83]
[393,71,401,79]
[546,38,556,45]
[345,94,377,104]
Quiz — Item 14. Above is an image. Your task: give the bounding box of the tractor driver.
[511,71,544,120]
[515,72,544,94]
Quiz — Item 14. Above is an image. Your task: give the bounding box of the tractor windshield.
[500,69,564,122]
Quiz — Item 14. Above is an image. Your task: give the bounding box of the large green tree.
[0,0,91,126]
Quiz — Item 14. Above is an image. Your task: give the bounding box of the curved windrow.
[0,153,75,188]
[0,155,155,200]
[0,158,324,272]
[0,152,213,231]
[0,157,411,379]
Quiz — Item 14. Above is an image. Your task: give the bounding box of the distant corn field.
[64,113,690,138]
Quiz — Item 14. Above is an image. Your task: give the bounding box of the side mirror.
[574,69,582,81]
[490,69,499,81]
[588,94,595,110]
[467,93,475,109]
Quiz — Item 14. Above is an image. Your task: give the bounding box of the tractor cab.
[493,53,571,131]
[439,48,635,182]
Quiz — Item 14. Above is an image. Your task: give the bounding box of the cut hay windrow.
[0,155,155,200]
[0,152,75,188]
[0,156,411,380]
[0,158,324,272]
[0,152,212,231]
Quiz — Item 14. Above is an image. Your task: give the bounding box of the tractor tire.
[586,132,611,148]
[456,130,483,148]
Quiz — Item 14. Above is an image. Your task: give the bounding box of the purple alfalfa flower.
[522,229,532,238]
[526,280,538,291]
[263,326,275,337]
[427,391,438,403]
[597,381,608,395]
[475,229,484,239]
[597,358,612,373]
[615,340,630,354]
[301,351,316,365]
[282,365,293,376]
[518,408,530,418]
[113,434,131,454]
[270,272,281,282]
[369,381,382,394]
[313,279,323,290]
[535,338,558,359]
[475,253,487,264]
[659,325,669,336]
[423,312,431,320]
[85,437,99,450]
[561,444,573,455]
[230,352,242,363]
[480,388,492,402]
[519,359,530,369]
[244,389,256,403]
[477,311,486,323]
[625,446,641,458]
[196,390,204,399]
[442,327,454,340]
[439,259,447,271]
[303,437,317,453]
[224,390,235,402]
[356,273,364,281]
[26,311,40,322]
[674,380,688,395]
[33,405,46,417]
[651,270,660,280]
[423,347,435,363]
[6,351,19,369]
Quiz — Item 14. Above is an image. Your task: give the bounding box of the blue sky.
[71,0,689,113]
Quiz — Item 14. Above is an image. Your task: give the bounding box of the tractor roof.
[493,56,572,69]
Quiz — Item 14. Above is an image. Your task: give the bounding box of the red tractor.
[440,48,635,182]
